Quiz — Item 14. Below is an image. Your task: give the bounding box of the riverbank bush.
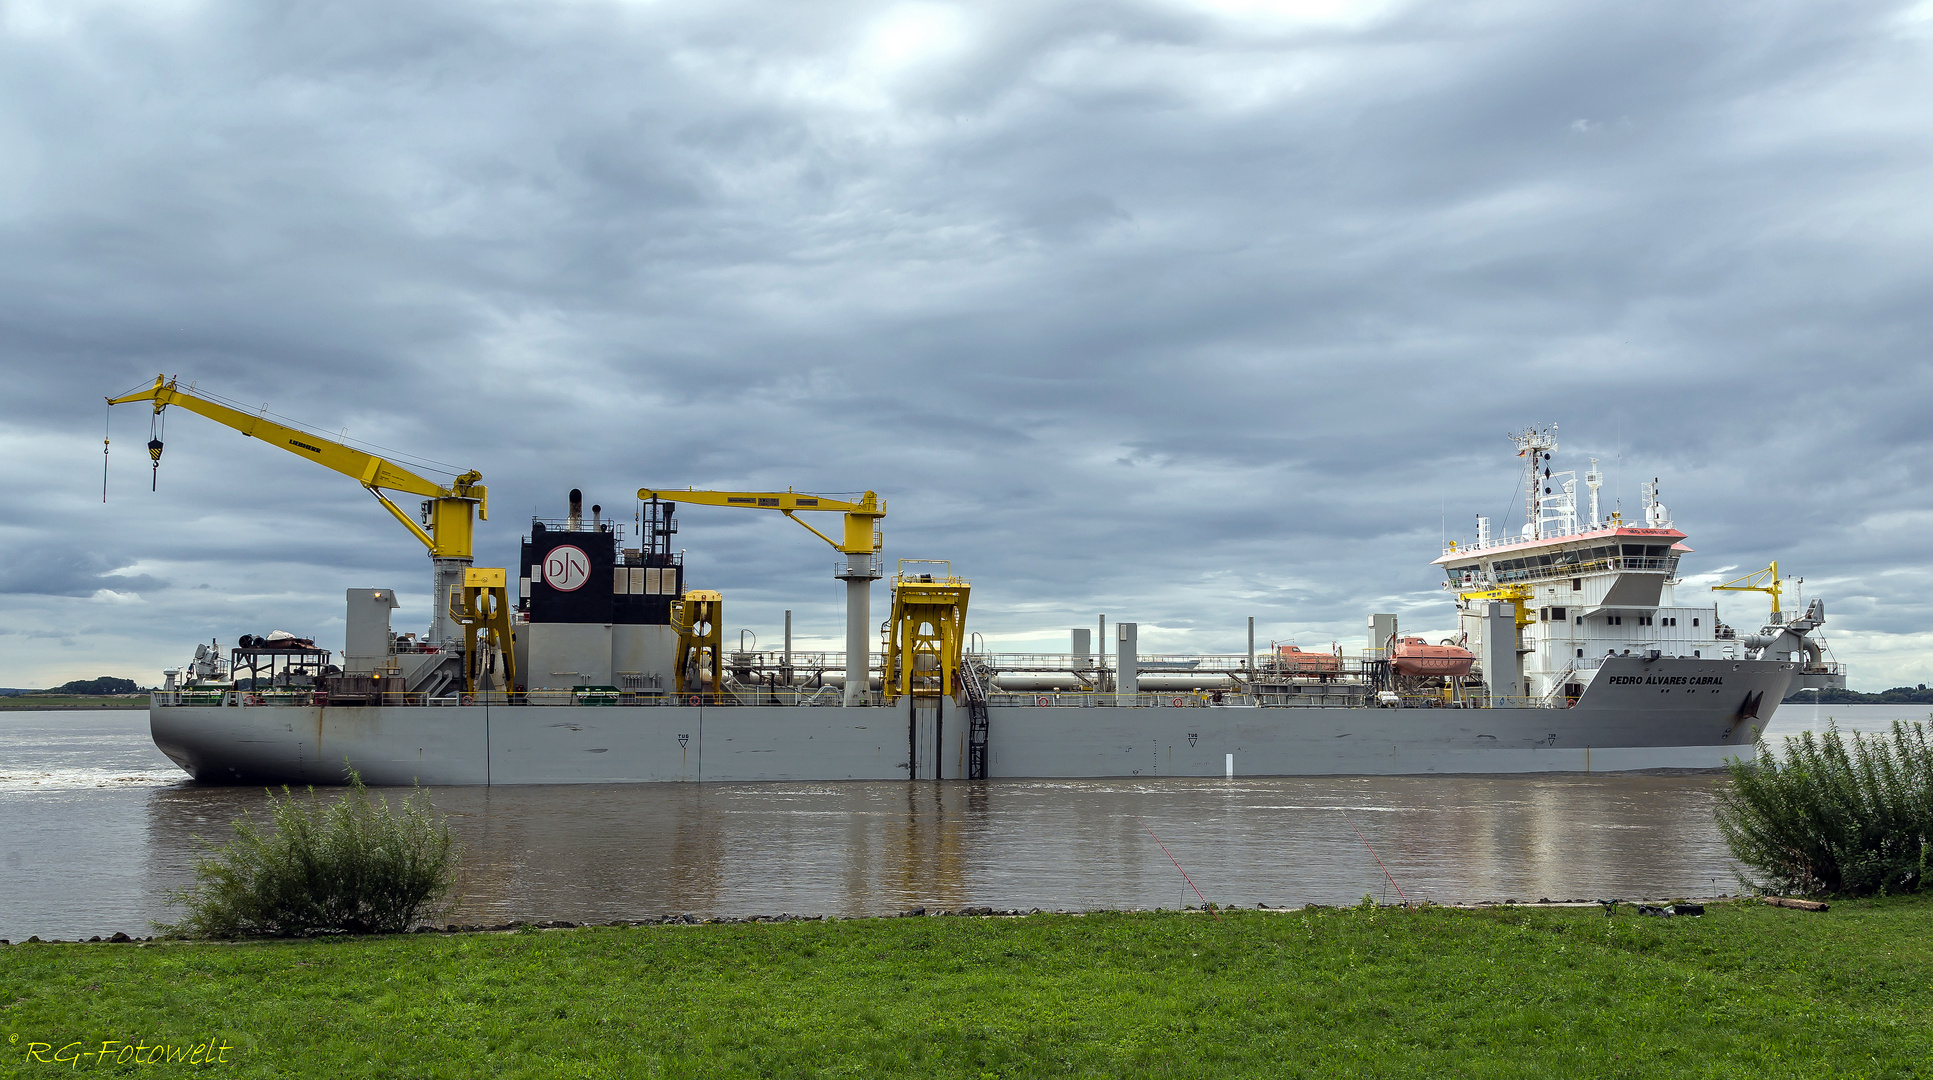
[159,773,458,938]
[1718,719,1933,897]
[7,900,1932,1077]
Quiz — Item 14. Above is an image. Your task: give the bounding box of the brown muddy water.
[1,705,1924,940]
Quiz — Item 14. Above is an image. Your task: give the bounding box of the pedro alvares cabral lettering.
[14,1033,234,1068]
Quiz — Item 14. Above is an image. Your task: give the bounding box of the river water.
[1,703,1924,940]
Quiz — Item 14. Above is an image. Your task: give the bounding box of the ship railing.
[1442,522,1663,555]
[453,688,882,707]
[157,689,325,707]
[1375,695,1475,709]
[528,517,628,540]
[391,641,450,655]
[982,690,1495,709]
[158,687,906,707]
[986,690,1251,707]
[1446,556,1685,592]
[967,652,1365,676]
[1487,556,1679,587]
[1474,695,1555,709]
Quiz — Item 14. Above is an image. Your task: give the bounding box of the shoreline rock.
[3,893,1785,943]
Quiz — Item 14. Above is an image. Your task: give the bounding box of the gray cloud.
[0,0,1929,686]
[0,546,162,597]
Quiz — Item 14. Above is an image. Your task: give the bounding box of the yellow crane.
[108,376,513,691]
[1458,584,1533,629]
[636,488,884,705]
[1714,561,1784,621]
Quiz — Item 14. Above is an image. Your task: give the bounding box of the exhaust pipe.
[568,489,582,530]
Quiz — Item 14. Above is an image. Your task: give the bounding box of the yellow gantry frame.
[1714,561,1783,618]
[108,375,488,560]
[634,488,885,557]
[451,568,518,695]
[883,562,969,703]
[672,591,724,698]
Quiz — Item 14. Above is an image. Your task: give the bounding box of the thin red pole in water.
[1136,816,1220,921]
[1348,818,1409,905]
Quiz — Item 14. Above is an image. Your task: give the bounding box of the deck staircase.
[960,659,991,780]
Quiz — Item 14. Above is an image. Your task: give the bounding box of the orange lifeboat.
[1390,637,1474,677]
[1275,645,1341,673]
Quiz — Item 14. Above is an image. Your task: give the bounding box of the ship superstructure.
[1434,426,1843,706]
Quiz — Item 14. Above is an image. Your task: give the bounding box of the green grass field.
[2,899,1926,1078]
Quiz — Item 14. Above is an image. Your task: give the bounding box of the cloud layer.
[2,0,1930,687]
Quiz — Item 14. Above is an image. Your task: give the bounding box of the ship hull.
[151,657,1795,785]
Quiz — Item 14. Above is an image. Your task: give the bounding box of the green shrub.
[160,771,459,938]
[1717,719,1933,897]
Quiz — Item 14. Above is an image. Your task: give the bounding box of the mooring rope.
[1136,815,1220,921]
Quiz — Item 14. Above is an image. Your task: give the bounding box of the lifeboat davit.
[1390,637,1474,677]
[1275,645,1341,673]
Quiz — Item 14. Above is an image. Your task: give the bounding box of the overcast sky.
[2,0,1929,689]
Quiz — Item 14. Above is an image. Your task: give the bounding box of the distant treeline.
[0,676,145,696]
[1784,685,1933,705]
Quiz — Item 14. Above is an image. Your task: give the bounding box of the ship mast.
[1508,425,1559,540]
[1585,458,1603,529]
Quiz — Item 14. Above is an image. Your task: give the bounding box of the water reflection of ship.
[119,774,1747,929]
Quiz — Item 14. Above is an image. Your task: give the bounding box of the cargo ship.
[113,379,1837,785]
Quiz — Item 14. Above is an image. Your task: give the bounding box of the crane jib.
[724,496,815,507]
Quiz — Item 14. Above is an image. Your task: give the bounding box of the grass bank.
[0,695,146,710]
[3,900,1929,1078]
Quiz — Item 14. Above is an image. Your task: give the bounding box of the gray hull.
[152,657,1796,785]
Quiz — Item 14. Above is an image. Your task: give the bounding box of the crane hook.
[146,407,166,491]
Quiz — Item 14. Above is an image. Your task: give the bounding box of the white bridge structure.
[1433,425,1843,707]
